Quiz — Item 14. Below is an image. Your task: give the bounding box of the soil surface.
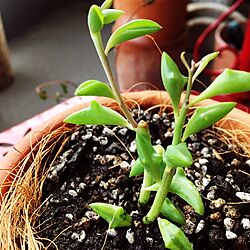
[38,109,250,249]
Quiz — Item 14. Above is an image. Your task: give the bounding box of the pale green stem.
[143,166,175,224]
[91,32,137,128]
[173,61,196,145]
[143,63,196,224]
[138,170,153,206]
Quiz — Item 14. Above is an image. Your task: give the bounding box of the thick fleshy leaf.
[191,69,250,105]
[182,102,236,141]
[100,0,113,10]
[75,80,116,100]
[103,9,124,24]
[160,198,186,225]
[145,183,159,191]
[170,168,204,215]
[130,158,144,177]
[130,145,165,177]
[64,100,132,128]
[90,203,132,228]
[165,143,192,168]
[193,52,219,80]
[161,52,187,116]
[105,19,162,54]
[135,122,164,182]
[158,218,192,250]
[88,5,104,33]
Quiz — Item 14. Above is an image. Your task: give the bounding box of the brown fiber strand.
[0,125,73,250]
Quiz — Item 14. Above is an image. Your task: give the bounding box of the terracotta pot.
[113,0,188,91]
[116,30,188,91]
[113,0,188,46]
[1,90,250,199]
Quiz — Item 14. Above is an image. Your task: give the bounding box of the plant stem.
[143,166,175,224]
[143,63,196,224]
[138,170,153,206]
[173,61,196,145]
[91,32,137,128]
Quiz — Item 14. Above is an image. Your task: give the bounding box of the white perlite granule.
[65,213,74,221]
[195,220,205,234]
[236,192,250,201]
[241,218,250,230]
[129,141,137,153]
[68,189,78,197]
[223,218,235,231]
[107,229,117,237]
[71,231,86,242]
[225,231,237,240]
[126,229,135,244]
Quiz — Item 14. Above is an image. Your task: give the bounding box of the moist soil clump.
[38,109,250,250]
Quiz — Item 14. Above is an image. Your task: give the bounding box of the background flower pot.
[115,31,188,92]
[113,0,188,91]
[113,0,188,46]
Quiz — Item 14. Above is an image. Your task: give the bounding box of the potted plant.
[1,1,250,249]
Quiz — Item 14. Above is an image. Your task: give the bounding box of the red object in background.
[193,0,250,107]
[221,14,250,104]
[239,16,250,71]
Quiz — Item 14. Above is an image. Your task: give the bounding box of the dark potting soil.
[38,109,250,250]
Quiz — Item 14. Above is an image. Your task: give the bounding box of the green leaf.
[60,83,68,94]
[182,102,236,141]
[64,100,132,128]
[130,158,144,177]
[191,69,250,105]
[88,5,104,33]
[158,218,192,250]
[130,145,165,177]
[135,122,164,182]
[145,182,159,191]
[75,80,116,100]
[100,0,113,10]
[38,90,48,100]
[90,203,132,228]
[193,52,219,80]
[170,168,204,215]
[105,19,162,54]
[161,52,187,116]
[103,9,124,24]
[160,198,186,225]
[165,143,192,168]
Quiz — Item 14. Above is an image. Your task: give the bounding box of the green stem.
[143,166,175,224]
[173,62,196,145]
[143,63,197,224]
[91,32,137,128]
[139,170,153,206]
